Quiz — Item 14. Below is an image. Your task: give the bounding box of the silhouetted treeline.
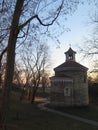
[11,83,23,92]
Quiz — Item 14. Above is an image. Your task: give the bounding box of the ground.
[0,90,98,130]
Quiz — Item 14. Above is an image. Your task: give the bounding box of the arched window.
[64,87,71,96]
[69,54,73,60]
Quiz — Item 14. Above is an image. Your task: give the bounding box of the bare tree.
[13,64,24,85]
[41,73,50,93]
[78,3,98,83]
[0,0,82,129]
[19,42,50,103]
[79,0,98,55]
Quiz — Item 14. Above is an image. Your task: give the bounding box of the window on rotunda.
[69,54,73,60]
[64,87,71,96]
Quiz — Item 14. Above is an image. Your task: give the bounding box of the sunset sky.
[49,1,97,73]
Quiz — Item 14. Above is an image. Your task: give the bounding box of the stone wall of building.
[50,70,89,106]
[50,80,73,106]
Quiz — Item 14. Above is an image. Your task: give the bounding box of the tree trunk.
[31,78,40,104]
[0,48,7,123]
[1,0,24,129]
[31,87,38,104]
[0,47,7,88]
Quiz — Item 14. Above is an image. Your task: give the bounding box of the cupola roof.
[64,47,76,55]
[54,47,88,72]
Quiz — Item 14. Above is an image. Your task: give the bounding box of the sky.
[48,1,97,74]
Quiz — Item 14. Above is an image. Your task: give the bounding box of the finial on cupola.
[69,44,71,48]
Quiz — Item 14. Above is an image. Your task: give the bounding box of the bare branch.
[19,15,38,30]
[0,47,7,62]
[88,52,98,55]
[36,0,64,26]
[19,0,64,29]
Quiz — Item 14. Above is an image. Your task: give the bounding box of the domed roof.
[64,47,76,54]
[54,61,88,72]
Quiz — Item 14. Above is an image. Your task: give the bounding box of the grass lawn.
[0,92,97,130]
[47,103,98,122]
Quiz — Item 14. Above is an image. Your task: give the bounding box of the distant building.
[50,47,89,106]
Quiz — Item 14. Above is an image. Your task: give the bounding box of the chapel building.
[50,47,89,106]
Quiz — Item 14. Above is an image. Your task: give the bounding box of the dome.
[54,61,88,72]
